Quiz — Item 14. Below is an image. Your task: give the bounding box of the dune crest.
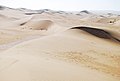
[71,26,120,43]
[21,20,53,30]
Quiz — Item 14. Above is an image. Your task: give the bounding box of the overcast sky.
[0,0,119,11]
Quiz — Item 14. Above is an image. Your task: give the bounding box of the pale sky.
[0,0,119,11]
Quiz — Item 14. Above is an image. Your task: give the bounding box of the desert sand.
[0,6,120,81]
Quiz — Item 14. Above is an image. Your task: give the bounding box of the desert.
[0,5,120,81]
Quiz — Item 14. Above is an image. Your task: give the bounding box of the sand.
[0,6,120,81]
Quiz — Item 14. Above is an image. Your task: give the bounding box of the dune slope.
[0,27,120,81]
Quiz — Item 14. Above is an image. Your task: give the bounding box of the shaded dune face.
[71,27,120,43]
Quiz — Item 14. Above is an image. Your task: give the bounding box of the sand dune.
[21,20,54,30]
[0,27,120,81]
[0,6,120,81]
[20,19,68,35]
[71,26,120,43]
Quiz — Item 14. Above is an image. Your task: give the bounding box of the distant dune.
[21,20,53,30]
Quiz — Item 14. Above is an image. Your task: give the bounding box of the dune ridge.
[21,20,53,30]
[71,26,120,43]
